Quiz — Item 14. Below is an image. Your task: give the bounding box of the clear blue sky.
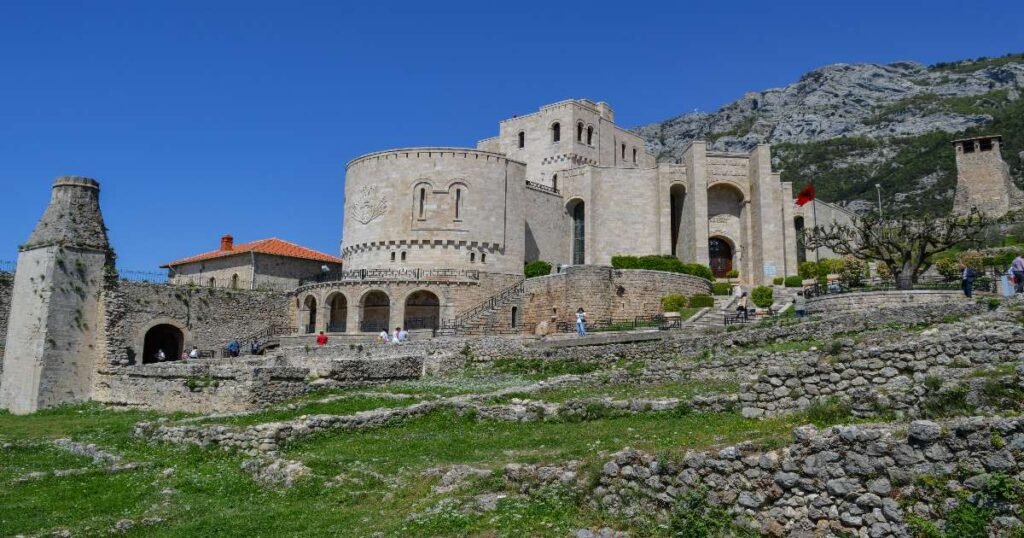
[1,0,1021,271]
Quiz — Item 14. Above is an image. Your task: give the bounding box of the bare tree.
[802,210,989,290]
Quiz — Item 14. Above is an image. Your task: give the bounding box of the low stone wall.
[520,266,712,329]
[93,360,309,413]
[806,290,965,314]
[739,320,1024,418]
[595,417,1024,537]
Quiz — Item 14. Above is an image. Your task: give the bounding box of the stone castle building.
[952,134,1024,218]
[315,99,853,335]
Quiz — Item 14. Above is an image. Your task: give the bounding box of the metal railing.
[555,314,683,333]
[119,270,169,283]
[403,317,438,331]
[359,320,389,333]
[300,268,480,286]
[440,279,525,330]
[525,180,560,195]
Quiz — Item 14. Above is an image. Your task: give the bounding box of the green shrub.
[751,286,773,308]
[688,294,714,308]
[921,385,975,418]
[524,260,552,278]
[802,396,852,426]
[772,277,784,285]
[725,269,739,279]
[712,282,732,295]
[798,261,819,279]
[784,275,803,287]
[611,255,714,281]
[669,488,756,538]
[661,294,688,313]
[838,256,866,287]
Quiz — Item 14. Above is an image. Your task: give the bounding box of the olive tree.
[802,210,989,290]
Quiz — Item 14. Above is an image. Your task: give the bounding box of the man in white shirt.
[391,327,401,344]
[398,328,409,342]
[378,330,389,343]
[189,346,200,359]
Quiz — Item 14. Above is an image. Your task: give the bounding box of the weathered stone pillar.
[0,177,113,414]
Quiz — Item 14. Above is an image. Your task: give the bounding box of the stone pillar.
[686,142,710,265]
[0,177,113,414]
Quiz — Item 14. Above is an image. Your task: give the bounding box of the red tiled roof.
[161,238,342,268]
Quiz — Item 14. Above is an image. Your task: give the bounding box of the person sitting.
[378,329,389,343]
[315,331,328,346]
[398,327,409,342]
[189,346,200,359]
[390,327,401,344]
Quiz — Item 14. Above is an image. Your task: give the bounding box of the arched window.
[518,131,525,148]
[551,122,560,143]
[391,252,396,262]
[418,188,426,218]
[470,252,476,263]
[552,174,558,192]
[230,274,239,289]
[621,143,626,160]
[401,251,407,262]
[455,188,462,220]
[586,126,593,145]
[570,200,585,265]
[632,148,637,163]
[481,253,486,263]
[577,122,584,142]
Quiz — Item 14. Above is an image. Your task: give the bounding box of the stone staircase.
[687,293,739,328]
[437,280,528,336]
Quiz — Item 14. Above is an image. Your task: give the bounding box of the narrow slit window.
[632,148,637,163]
[418,188,426,218]
[518,131,525,148]
[552,174,558,192]
[470,253,476,263]
[455,188,462,219]
[577,122,583,142]
[401,251,407,262]
[552,122,560,142]
[391,252,396,262]
[481,253,486,263]
[586,126,593,145]
[621,143,626,159]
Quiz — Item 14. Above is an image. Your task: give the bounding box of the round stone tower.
[0,176,113,414]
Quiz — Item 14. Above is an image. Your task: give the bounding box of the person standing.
[736,292,749,320]
[961,264,976,298]
[315,331,328,346]
[227,339,240,357]
[793,291,807,319]
[1012,253,1024,294]
[575,308,587,337]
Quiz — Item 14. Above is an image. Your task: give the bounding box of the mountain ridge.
[636,53,1024,214]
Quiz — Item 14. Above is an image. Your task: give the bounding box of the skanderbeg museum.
[320,99,852,334]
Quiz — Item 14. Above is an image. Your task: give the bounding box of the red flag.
[795,182,815,207]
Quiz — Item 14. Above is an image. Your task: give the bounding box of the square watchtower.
[952,135,1024,217]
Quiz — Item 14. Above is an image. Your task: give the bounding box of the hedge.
[712,282,732,295]
[611,255,714,281]
[772,277,785,286]
[524,260,552,278]
[688,294,715,308]
[661,294,687,313]
[751,286,774,308]
[784,275,803,287]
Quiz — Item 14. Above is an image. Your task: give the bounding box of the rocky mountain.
[636,53,1024,214]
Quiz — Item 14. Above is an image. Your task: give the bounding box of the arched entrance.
[709,237,734,278]
[142,324,184,364]
[361,290,390,333]
[568,199,585,264]
[669,184,686,257]
[327,293,347,333]
[302,295,317,334]
[404,290,439,331]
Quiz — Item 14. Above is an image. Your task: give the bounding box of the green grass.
[200,395,420,427]
[0,400,851,537]
[487,379,740,404]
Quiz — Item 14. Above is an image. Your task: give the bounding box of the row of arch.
[300,289,441,334]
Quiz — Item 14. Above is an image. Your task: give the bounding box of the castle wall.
[523,186,569,265]
[0,272,11,367]
[519,266,711,329]
[169,254,335,291]
[589,167,661,264]
[343,148,526,275]
[953,137,1024,217]
[102,282,290,366]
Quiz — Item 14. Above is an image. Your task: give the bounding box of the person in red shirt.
[315,331,328,346]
